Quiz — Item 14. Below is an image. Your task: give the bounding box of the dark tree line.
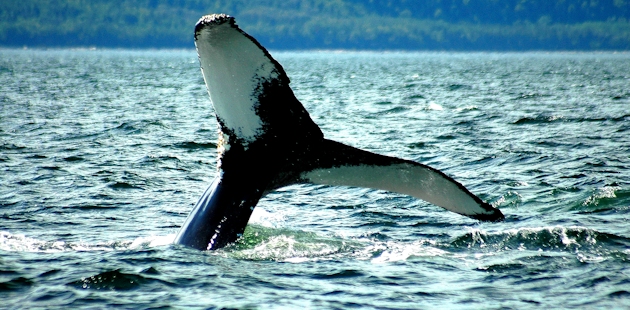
[1,0,629,49]
[346,0,629,24]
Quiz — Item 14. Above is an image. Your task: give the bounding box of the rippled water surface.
[1,49,629,309]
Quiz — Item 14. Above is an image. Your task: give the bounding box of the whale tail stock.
[173,14,504,251]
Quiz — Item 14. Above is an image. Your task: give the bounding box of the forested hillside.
[1,0,629,50]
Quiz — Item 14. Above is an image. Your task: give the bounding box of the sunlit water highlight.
[1,49,629,309]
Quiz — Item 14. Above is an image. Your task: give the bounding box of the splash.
[0,231,175,253]
[450,226,624,254]
[223,225,358,261]
[370,239,447,263]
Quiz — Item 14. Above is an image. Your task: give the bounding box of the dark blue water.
[1,49,629,309]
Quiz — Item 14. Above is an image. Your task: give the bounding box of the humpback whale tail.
[174,14,504,251]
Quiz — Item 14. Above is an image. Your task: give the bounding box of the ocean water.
[1,49,629,309]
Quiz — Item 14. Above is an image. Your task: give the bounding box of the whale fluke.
[174,14,504,251]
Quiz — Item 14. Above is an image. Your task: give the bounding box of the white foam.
[128,234,176,249]
[427,101,444,111]
[248,207,285,228]
[0,231,175,252]
[370,240,446,263]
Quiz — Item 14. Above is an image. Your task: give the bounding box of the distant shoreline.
[2,47,629,53]
[3,0,629,51]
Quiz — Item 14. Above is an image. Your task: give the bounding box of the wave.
[218,224,630,263]
[449,226,630,255]
[513,114,630,125]
[0,231,174,253]
[511,93,552,100]
[221,225,362,262]
[171,141,217,150]
[513,115,564,125]
[0,143,26,151]
[67,268,172,291]
[2,224,627,264]
[574,186,630,213]
[109,120,168,135]
[447,84,472,91]
[0,276,33,292]
[107,181,144,190]
[373,106,410,115]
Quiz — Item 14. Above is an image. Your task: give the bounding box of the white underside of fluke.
[195,20,280,145]
[302,163,492,217]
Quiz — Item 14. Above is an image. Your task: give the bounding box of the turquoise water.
[1,49,629,309]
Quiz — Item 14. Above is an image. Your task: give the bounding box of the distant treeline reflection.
[1,0,629,49]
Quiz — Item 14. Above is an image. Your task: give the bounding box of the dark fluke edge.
[174,14,504,251]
